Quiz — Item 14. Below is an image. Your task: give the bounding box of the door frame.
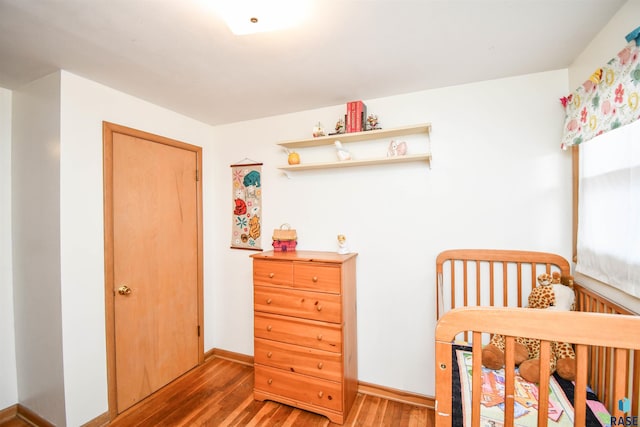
[102,121,204,419]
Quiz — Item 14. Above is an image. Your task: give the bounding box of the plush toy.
[481,272,577,383]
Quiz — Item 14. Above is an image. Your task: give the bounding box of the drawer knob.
[266,298,272,304]
[318,391,324,398]
[267,352,273,358]
[317,362,323,370]
[312,276,318,282]
[268,378,273,385]
[316,304,323,312]
[317,334,323,341]
[269,272,275,278]
[267,325,272,331]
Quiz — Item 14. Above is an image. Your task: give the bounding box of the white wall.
[58,71,215,426]
[0,88,18,409]
[12,73,66,426]
[210,69,572,396]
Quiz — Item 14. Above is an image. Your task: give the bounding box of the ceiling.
[0,0,627,126]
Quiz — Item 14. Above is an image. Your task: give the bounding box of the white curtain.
[577,119,640,298]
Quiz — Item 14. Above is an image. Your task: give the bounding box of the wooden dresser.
[251,250,358,424]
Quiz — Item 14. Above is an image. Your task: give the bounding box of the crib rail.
[436,249,571,319]
[574,283,639,416]
[435,307,640,427]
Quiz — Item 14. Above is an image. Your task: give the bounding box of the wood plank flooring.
[0,357,433,426]
[108,357,434,426]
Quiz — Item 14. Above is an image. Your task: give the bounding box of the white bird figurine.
[334,140,352,161]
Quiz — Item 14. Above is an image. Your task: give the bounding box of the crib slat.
[516,262,522,307]
[604,345,612,408]
[504,336,515,426]
[574,344,588,427]
[612,348,628,420]
[503,262,508,307]
[537,341,551,427]
[450,260,456,311]
[489,261,495,307]
[475,261,481,307]
[633,350,640,416]
[463,260,468,308]
[472,332,482,427]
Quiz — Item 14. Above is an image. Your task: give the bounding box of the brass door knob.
[117,285,132,296]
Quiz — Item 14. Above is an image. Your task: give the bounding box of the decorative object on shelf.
[230,159,263,251]
[386,140,407,157]
[337,234,350,254]
[312,122,326,138]
[282,147,301,165]
[272,223,298,252]
[346,100,366,132]
[367,114,380,130]
[334,140,352,161]
[334,117,345,134]
[287,151,300,165]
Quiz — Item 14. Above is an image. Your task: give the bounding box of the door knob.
[118,285,132,296]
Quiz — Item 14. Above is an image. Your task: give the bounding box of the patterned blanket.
[452,346,610,427]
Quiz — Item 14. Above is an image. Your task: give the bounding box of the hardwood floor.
[0,420,30,427]
[108,357,434,426]
[0,357,433,426]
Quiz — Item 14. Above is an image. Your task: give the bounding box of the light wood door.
[103,122,203,415]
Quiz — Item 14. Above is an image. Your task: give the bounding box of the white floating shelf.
[277,123,431,149]
[278,153,432,171]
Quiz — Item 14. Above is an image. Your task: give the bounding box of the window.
[575,119,640,298]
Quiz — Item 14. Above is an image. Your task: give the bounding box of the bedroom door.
[103,122,203,415]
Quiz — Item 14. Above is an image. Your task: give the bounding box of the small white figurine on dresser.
[334,140,352,161]
[337,234,350,254]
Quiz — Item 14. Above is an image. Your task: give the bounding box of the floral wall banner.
[230,160,263,251]
[560,43,640,148]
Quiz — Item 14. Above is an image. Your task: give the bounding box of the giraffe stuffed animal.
[481,272,577,383]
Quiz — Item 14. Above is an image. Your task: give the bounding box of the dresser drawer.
[255,338,342,382]
[253,259,293,287]
[293,262,341,294]
[254,313,342,353]
[255,365,342,412]
[255,286,342,323]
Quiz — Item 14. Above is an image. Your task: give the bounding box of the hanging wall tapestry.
[230,160,263,251]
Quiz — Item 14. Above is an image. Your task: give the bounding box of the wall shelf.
[277,123,431,149]
[278,153,432,171]
[277,123,432,171]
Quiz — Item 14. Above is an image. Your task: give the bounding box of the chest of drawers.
[251,250,358,424]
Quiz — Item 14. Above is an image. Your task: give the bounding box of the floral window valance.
[560,43,640,148]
